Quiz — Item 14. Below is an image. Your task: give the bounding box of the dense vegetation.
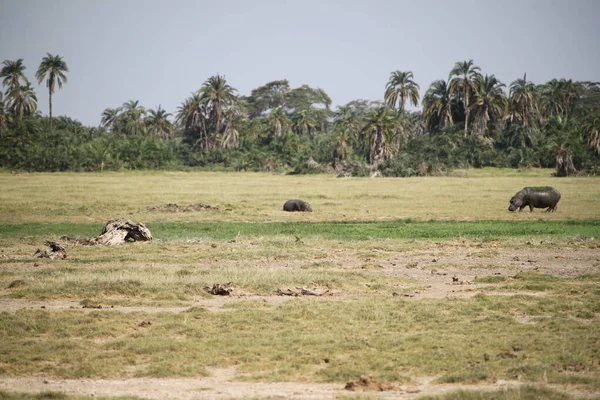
[1,56,599,176]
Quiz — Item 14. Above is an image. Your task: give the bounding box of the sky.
[1,0,599,126]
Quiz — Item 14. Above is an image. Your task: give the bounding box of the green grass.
[1,219,599,242]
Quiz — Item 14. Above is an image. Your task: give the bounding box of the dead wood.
[300,287,330,296]
[58,219,152,246]
[204,282,235,296]
[277,287,330,296]
[276,287,300,296]
[344,375,397,392]
[92,219,152,245]
[34,241,67,260]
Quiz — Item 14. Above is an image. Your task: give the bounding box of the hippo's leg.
[519,206,525,212]
[529,204,534,212]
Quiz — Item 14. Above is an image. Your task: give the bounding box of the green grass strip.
[1,219,599,241]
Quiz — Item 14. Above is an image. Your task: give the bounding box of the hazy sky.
[1,0,599,126]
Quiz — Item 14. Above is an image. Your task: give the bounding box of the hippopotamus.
[508,187,561,212]
[283,199,312,212]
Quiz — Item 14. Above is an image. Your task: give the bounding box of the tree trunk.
[464,86,469,135]
[370,127,384,168]
[48,89,53,127]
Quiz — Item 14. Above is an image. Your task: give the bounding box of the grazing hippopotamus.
[508,187,561,212]
[283,199,312,212]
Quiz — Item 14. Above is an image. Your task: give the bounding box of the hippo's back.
[526,187,561,207]
[283,199,312,212]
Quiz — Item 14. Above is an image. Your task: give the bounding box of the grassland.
[0,169,599,400]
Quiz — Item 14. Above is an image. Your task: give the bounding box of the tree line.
[1,55,599,176]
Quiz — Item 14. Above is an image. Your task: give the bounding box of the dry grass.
[1,169,599,223]
[0,169,599,399]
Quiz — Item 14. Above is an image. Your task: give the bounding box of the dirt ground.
[1,243,599,399]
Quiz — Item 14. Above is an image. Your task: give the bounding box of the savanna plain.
[0,169,599,400]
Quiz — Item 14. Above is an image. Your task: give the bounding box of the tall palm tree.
[449,60,481,134]
[267,106,289,138]
[1,59,29,94]
[101,107,121,132]
[198,75,238,134]
[292,109,316,135]
[539,79,583,121]
[506,73,538,127]
[384,71,420,112]
[422,79,454,131]
[176,93,210,149]
[0,93,9,136]
[583,116,600,155]
[35,53,68,124]
[221,108,244,149]
[470,74,508,138]
[146,106,173,139]
[6,83,38,121]
[331,131,350,169]
[121,100,147,136]
[361,106,398,168]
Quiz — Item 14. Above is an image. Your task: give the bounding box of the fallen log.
[92,219,152,245]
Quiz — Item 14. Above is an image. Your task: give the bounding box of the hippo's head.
[302,203,313,212]
[508,196,523,212]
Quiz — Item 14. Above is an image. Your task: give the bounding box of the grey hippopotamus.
[283,199,312,212]
[508,187,561,212]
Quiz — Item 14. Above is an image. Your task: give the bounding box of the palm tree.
[100,107,121,132]
[449,60,481,134]
[198,74,238,134]
[384,71,420,112]
[146,106,173,139]
[267,106,289,138]
[6,83,38,121]
[292,109,316,135]
[332,131,351,169]
[555,145,576,176]
[221,108,244,149]
[361,106,398,168]
[539,79,583,121]
[0,93,9,136]
[1,59,29,94]
[35,53,68,124]
[422,79,454,131]
[506,73,538,127]
[583,115,600,155]
[120,100,147,136]
[470,75,508,138]
[176,93,209,149]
